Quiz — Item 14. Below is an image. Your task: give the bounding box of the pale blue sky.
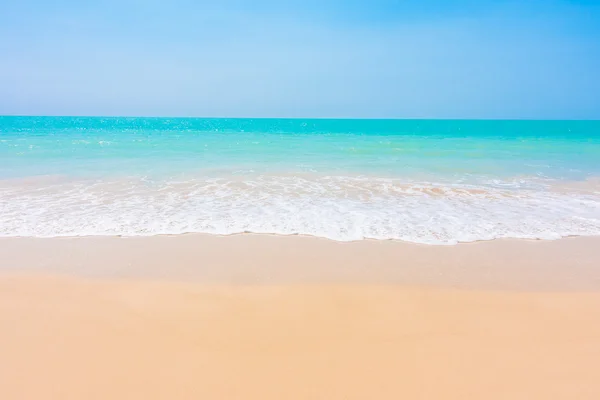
[1,0,599,118]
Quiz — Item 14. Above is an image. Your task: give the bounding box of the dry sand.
[1,235,600,399]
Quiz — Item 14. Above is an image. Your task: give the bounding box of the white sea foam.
[1,175,600,244]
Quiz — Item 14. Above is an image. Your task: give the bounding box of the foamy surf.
[1,174,599,244]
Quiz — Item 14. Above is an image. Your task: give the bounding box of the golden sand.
[1,235,600,399]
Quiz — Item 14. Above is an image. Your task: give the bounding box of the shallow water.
[1,117,599,244]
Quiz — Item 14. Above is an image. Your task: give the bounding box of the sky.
[1,0,599,119]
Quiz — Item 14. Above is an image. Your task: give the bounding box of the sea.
[1,116,599,244]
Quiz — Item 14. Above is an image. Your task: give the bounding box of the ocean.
[1,116,599,244]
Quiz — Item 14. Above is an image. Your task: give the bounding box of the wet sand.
[1,235,600,399]
[1,234,600,289]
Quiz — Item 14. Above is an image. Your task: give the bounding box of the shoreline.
[2,230,599,246]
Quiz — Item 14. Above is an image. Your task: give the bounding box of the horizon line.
[1,115,599,122]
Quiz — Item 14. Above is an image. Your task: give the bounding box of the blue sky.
[1,0,599,118]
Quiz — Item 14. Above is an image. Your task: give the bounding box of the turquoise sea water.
[1,117,600,244]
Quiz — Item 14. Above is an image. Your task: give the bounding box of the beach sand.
[1,235,600,399]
